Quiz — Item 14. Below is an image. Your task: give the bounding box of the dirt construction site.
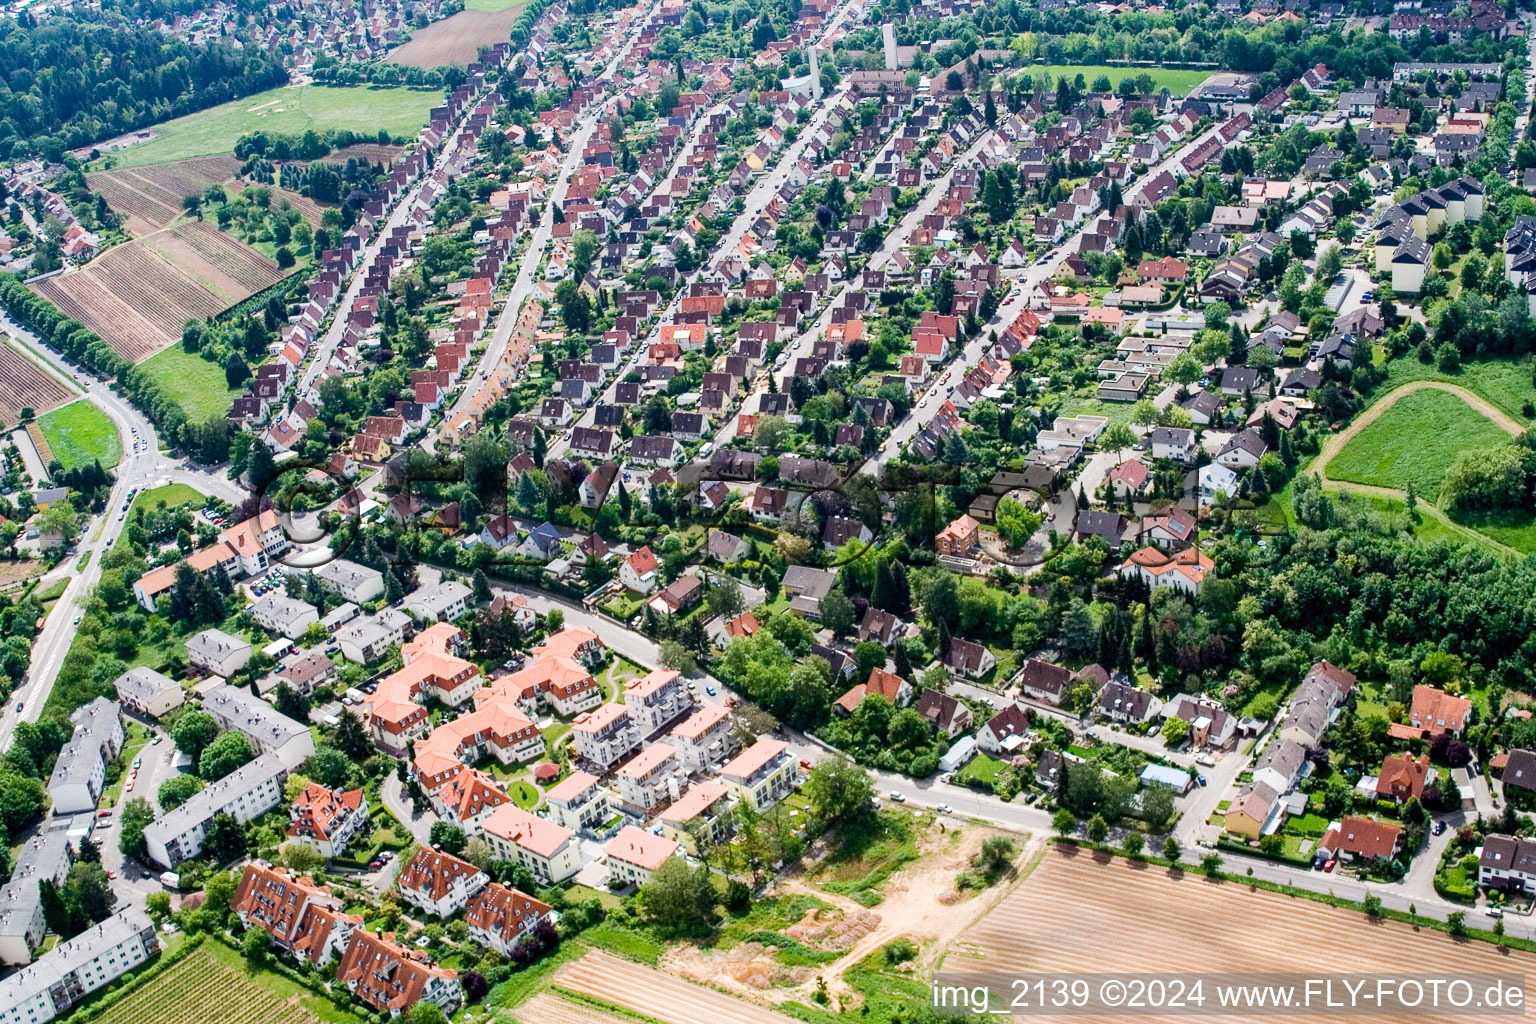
[664,816,1043,1008]
[946,844,1536,1023]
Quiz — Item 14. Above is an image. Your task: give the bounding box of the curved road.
[1,314,244,751]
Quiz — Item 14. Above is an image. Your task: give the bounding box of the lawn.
[36,400,119,471]
[1379,356,1536,424]
[1451,508,1536,554]
[1021,64,1212,95]
[1055,392,1139,428]
[464,0,528,9]
[96,84,437,169]
[133,482,207,512]
[1326,388,1510,501]
[955,753,1007,788]
[135,346,243,418]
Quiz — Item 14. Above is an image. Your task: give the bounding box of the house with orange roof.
[492,654,601,717]
[533,626,605,664]
[606,825,681,887]
[131,540,242,610]
[658,780,733,851]
[1376,753,1431,802]
[464,883,552,956]
[616,743,680,811]
[481,805,582,882]
[1117,546,1213,594]
[936,514,980,557]
[543,770,610,832]
[232,864,362,967]
[425,767,510,830]
[720,737,794,812]
[217,509,289,578]
[396,848,487,918]
[620,546,660,593]
[571,703,640,770]
[287,783,369,859]
[668,704,738,772]
[1402,685,1472,738]
[336,928,461,1014]
[834,666,913,716]
[1317,816,1402,863]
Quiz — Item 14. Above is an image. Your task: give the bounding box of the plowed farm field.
[515,992,635,1024]
[32,221,284,362]
[945,846,1535,1023]
[556,950,805,1024]
[387,8,522,68]
[86,156,242,236]
[0,341,73,422]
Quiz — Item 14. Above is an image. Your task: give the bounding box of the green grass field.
[37,400,119,471]
[97,84,436,169]
[1379,357,1536,424]
[135,346,242,420]
[464,0,528,9]
[1326,388,1510,500]
[1020,64,1212,95]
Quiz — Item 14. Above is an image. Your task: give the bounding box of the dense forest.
[0,0,286,161]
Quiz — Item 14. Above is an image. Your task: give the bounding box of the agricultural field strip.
[32,220,282,361]
[557,950,806,1024]
[87,156,243,234]
[387,8,524,68]
[0,339,75,420]
[90,948,318,1024]
[946,849,1534,1024]
[515,992,637,1024]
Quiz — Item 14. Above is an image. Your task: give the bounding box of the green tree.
[995,497,1042,549]
[241,925,272,965]
[157,774,205,812]
[1052,808,1077,836]
[172,711,220,762]
[638,856,717,931]
[804,755,874,831]
[430,821,468,855]
[119,798,155,861]
[199,730,253,781]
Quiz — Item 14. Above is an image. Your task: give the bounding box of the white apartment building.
[616,743,680,812]
[720,738,795,812]
[311,559,386,604]
[622,669,692,737]
[202,683,316,770]
[185,628,252,677]
[542,771,611,832]
[250,593,320,640]
[143,754,287,868]
[403,580,472,623]
[47,698,124,815]
[0,909,159,1024]
[571,703,640,771]
[668,704,738,773]
[480,806,582,883]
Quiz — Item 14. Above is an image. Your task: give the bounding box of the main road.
[0,312,242,750]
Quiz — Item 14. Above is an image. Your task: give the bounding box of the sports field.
[1019,64,1211,94]
[36,400,119,471]
[136,346,243,423]
[97,84,436,169]
[1326,388,1511,500]
[947,847,1534,1024]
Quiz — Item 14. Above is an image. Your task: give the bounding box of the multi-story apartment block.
[542,771,611,832]
[667,704,738,773]
[481,806,582,883]
[0,909,159,1024]
[616,743,680,812]
[47,698,124,815]
[571,703,640,771]
[203,683,316,769]
[720,738,795,813]
[144,755,287,868]
[623,669,692,737]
